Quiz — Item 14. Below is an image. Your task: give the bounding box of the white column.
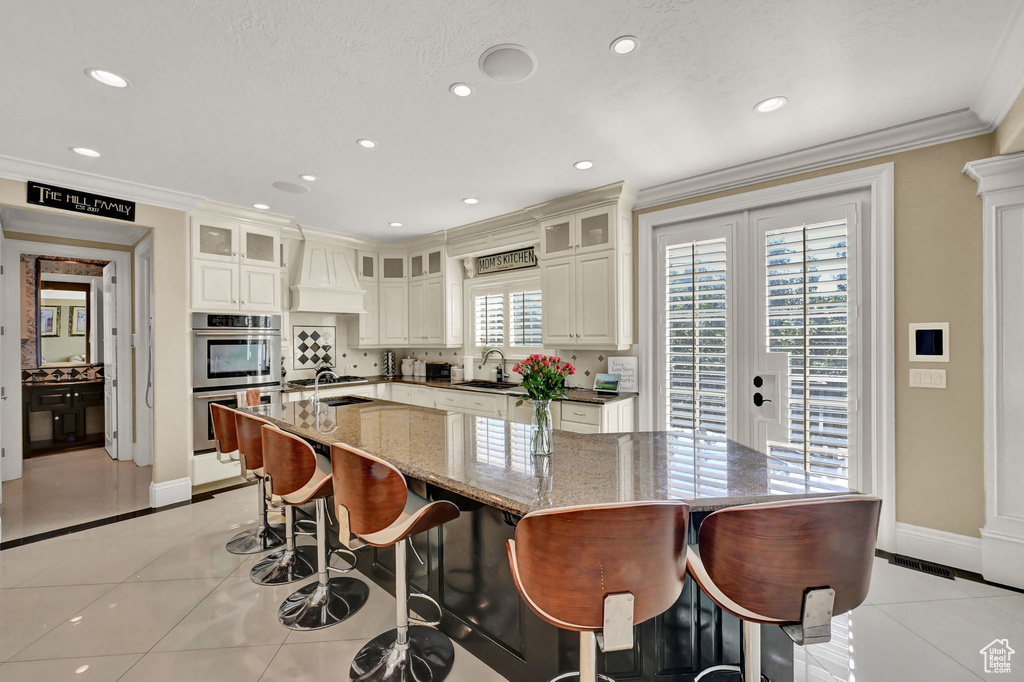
[965,151,1024,589]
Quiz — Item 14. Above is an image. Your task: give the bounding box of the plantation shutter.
[510,289,543,347]
[474,293,504,347]
[764,219,850,480]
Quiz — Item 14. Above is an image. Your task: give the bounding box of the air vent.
[889,554,955,580]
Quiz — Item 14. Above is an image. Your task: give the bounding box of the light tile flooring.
[0,485,1020,681]
[0,448,152,542]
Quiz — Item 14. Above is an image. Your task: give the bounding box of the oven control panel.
[192,312,281,330]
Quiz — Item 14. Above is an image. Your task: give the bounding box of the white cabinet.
[380,282,409,345]
[352,282,380,346]
[410,247,444,279]
[380,254,408,282]
[408,278,446,344]
[191,215,281,313]
[408,280,425,343]
[357,251,377,281]
[540,205,616,258]
[239,265,281,312]
[541,251,618,348]
[192,261,238,310]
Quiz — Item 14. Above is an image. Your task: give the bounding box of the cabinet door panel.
[380,282,409,344]
[355,282,380,346]
[192,219,238,263]
[408,281,425,342]
[192,261,238,310]
[239,266,280,311]
[424,279,444,344]
[540,217,575,257]
[239,226,279,267]
[575,205,615,253]
[575,252,615,346]
[540,257,575,346]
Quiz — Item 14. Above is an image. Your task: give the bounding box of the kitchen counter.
[281,374,638,405]
[247,398,850,515]
[244,397,844,682]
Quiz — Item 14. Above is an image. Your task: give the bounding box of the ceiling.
[1,0,1022,240]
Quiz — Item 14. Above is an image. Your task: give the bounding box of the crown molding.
[524,180,637,219]
[970,0,1024,127]
[634,109,991,210]
[963,151,1024,194]
[192,199,294,227]
[0,154,204,212]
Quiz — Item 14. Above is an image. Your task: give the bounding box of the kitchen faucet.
[482,348,508,383]
[313,369,339,405]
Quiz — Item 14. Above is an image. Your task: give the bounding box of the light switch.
[910,368,946,388]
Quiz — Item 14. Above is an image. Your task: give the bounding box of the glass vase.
[530,399,553,456]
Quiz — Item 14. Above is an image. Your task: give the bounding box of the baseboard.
[149,477,192,508]
[895,522,983,574]
[981,528,1024,590]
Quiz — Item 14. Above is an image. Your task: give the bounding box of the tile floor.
[0,448,152,542]
[0,485,1020,681]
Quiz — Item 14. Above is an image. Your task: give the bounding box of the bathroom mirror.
[38,278,92,366]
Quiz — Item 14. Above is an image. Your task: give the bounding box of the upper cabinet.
[380,254,407,281]
[540,204,617,257]
[410,246,444,279]
[190,214,282,313]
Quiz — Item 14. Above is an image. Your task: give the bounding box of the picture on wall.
[70,306,87,336]
[40,306,60,337]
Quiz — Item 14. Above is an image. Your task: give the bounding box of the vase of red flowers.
[512,354,576,456]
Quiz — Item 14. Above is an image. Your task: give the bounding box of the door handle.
[753,393,772,407]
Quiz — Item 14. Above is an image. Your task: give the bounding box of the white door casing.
[102,262,118,459]
[638,163,896,551]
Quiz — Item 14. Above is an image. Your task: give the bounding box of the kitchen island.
[245,398,853,682]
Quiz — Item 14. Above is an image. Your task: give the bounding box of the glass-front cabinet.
[410,246,444,279]
[539,205,616,257]
[380,253,408,281]
[193,218,239,263]
[358,251,377,281]
[239,225,279,268]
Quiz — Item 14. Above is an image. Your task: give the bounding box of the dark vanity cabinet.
[22,382,105,455]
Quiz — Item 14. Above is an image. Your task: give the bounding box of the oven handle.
[195,388,283,400]
[193,331,281,337]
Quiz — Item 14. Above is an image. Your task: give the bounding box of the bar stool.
[224,411,285,554]
[685,495,881,682]
[249,424,319,587]
[257,426,370,629]
[506,501,690,682]
[330,443,461,682]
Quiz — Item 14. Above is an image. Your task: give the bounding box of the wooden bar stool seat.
[331,443,461,682]
[685,495,881,682]
[223,410,286,554]
[252,427,369,630]
[507,501,690,682]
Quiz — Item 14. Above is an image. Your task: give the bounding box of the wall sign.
[476,247,537,276]
[27,181,136,222]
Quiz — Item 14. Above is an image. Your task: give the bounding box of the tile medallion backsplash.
[292,326,336,370]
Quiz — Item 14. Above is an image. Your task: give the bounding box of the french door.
[655,190,869,490]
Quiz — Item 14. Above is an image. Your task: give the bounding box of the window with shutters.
[764,219,849,481]
[470,277,543,357]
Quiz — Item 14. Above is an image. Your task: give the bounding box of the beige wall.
[996,89,1024,155]
[635,133,994,538]
[0,178,191,485]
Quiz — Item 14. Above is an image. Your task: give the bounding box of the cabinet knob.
[54,416,60,421]
[242,253,247,258]
[66,393,71,397]
[74,393,79,397]
[232,252,237,256]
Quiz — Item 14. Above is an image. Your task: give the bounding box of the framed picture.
[70,306,87,336]
[39,306,60,337]
[593,373,620,393]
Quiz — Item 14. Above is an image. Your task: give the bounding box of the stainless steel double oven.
[192,313,282,452]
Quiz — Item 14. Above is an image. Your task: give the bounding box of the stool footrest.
[408,591,443,627]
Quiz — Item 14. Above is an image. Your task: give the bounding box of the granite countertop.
[22,378,104,387]
[282,375,637,405]
[243,398,853,516]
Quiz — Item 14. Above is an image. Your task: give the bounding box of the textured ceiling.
[0,0,1021,239]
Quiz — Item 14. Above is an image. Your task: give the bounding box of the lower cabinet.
[22,382,105,455]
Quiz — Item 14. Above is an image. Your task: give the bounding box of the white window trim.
[637,163,895,552]
[465,274,545,361]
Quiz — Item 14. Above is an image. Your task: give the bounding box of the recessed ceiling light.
[573,160,594,170]
[462,198,479,205]
[299,174,317,182]
[75,665,90,674]
[479,44,537,83]
[754,96,788,113]
[389,222,403,227]
[71,147,101,157]
[85,68,130,88]
[357,138,377,148]
[252,203,270,210]
[449,83,473,97]
[610,36,639,55]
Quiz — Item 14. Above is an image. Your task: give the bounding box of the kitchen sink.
[453,380,526,395]
[320,396,373,407]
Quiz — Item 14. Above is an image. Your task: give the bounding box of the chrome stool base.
[350,625,455,682]
[548,674,615,682]
[278,577,369,630]
[250,545,316,585]
[226,523,285,555]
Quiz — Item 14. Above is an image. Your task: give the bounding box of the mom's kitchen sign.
[476,247,537,276]
[27,181,136,222]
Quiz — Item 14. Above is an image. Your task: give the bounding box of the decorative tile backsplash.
[22,364,104,383]
[292,326,335,370]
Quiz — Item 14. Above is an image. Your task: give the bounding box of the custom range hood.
[289,227,367,314]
